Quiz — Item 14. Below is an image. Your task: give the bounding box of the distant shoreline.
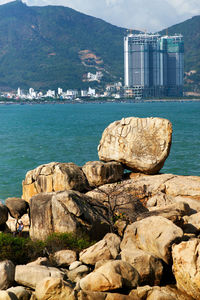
[0,98,200,105]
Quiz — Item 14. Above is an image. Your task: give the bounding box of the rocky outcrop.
[0,260,15,290]
[5,198,29,220]
[172,239,200,299]
[121,216,183,264]
[98,117,172,174]
[82,161,124,187]
[22,162,88,202]
[79,233,121,265]
[35,277,75,300]
[15,265,65,289]
[87,173,200,214]
[80,260,140,292]
[29,190,109,241]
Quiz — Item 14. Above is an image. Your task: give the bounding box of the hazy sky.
[1,0,200,32]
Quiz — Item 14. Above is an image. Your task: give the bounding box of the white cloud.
[0,0,199,31]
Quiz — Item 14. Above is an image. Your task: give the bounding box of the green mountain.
[160,16,200,93]
[0,1,199,93]
[0,1,126,91]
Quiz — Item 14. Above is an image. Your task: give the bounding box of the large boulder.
[120,247,163,286]
[121,216,183,264]
[82,161,124,187]
[22,162,88,202]
[0,260,15,290]
[98,117,172,174]
[35,277,75,300]
[5,198,29,220]
[87,173,200,214]
[15,265,64,289]
[80,260,140,292]
[79,233,121,265]
[29,190,109,241]
[52,250,77,267]
[172,239,200,299]
[0,202,8,226]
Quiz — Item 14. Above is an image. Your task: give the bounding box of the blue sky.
[1,0,200,32]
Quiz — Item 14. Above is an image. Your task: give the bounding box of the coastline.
[0,98,200,105]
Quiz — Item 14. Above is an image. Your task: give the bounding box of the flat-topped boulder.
[22,162,88,202]
[98,117,172,174]
[82,161,124,187]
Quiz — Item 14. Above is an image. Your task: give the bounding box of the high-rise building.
[124,33,184,98]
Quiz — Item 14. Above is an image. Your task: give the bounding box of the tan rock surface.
[52,250,77,267]
[87,173,200,214]
[172,239,200,299]
[120,247,163,285]
[82,161,124,187]
[98,117,172,174]
[29,190,109,241]
[121,216,183,264]
[15,265,64,289]
[6,286,31,300]
[0,260,15,290]
[0,291,13,300]
[80,260,139,292]
[35,277,75,300]
[80,233,121,265]
[22,162,88,202]
[5,198,29,220]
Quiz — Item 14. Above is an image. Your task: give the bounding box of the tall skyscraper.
[124,33,184,98]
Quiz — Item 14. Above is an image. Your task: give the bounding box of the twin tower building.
[124,33,184,98]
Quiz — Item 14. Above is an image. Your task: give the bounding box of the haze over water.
[0,101,199,201]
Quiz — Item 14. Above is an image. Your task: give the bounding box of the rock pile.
[0,116,200,299]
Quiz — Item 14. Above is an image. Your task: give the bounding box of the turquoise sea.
[0,101,199,202]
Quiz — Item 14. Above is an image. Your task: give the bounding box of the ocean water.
[0,101,199,202]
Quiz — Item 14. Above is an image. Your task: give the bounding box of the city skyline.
[0,0,199,32]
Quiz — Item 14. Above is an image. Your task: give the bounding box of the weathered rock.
[82,161,124,187]
[87,173,200,219]
[22,162,88,202]
[35,277,75,300]
[5,198,29,220]
[86,181,148,223]
[137,202,192,227]
[67,265,90,283]
[52,250,77,267]
[69,261,82,271]
[80,233,121,265]
[78,290,140,300]
[6,286,31,300]
[120,247,163,286]
[129,285,193,300]
[121,216,183,264]
[0,291,13,300]
[0,260,15,290]
[26,257,52,267]
[183,212,200,233]
[0,202,8,225]
[172,239,200,299]
[80,260,140,292]
[29,190,109,241]
[15,265,64,289]
[98,117,172,174]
